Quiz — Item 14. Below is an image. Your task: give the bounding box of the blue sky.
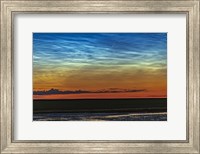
[33,33,167,99]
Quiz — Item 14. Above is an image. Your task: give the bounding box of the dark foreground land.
[33,98,167,113]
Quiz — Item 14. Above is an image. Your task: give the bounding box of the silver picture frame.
[0,0,199,153]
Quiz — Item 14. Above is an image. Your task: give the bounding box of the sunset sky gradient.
[33,33,167,99]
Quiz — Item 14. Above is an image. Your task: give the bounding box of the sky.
[33,33,167,99]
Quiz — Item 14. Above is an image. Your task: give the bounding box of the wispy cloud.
[33,33,167,69]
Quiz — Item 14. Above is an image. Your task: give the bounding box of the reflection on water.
[33,112,167,121]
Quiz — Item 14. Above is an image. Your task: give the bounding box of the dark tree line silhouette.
[33,88,146,95]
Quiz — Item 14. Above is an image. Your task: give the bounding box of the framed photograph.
[0,0,199,153]
[33,32,167,121]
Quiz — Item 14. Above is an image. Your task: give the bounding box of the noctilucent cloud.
[33,33,167,99]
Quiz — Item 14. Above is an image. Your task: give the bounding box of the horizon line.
[33,97,167,100]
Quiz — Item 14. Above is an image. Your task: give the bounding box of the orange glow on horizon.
[33,91,167,100]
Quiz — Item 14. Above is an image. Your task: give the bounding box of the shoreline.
[33,98,167,113]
